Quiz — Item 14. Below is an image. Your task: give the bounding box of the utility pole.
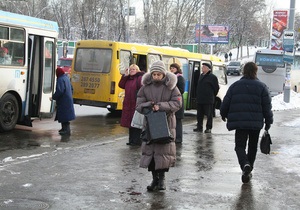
[283,0,295,103]
[126,0,130,42]
[198,10,201,53]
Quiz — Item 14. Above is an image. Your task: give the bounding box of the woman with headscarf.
[50,67,75,135]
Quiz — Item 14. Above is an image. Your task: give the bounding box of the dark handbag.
[145,111,173,144]
[260,131,272,154]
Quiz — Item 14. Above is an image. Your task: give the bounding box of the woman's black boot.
[147,171,159,191]
[158,172,166,190]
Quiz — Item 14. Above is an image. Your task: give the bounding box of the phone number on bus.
[80,76,100,89]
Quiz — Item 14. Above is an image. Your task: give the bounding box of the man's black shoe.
[242,164,252,183]
[204,129,211,133]
[193,128,203,132]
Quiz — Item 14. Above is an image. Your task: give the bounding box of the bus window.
[147,53,161,69]
[10,28,25,41]
[119,50,131,74]
[0,27,25,66]
[0,26,8,39]
[75,48,112,73]
[43,41,54,94]
[213,65,227,85]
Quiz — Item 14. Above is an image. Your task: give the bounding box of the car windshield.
[228,62,240,66]
[59,59,72,66]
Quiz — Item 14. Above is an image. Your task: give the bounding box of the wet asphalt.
[0,106,299,210]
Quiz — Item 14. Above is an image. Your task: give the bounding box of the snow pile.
[272,91,300,111]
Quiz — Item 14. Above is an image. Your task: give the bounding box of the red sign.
[271,10,288,50]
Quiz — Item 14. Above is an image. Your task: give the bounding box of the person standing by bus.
[50,67,75,135]
[118,64,145,146]
[169,63,185,144]
[136,60,182,191]
[193,63,219,133]
[220,62,273,183]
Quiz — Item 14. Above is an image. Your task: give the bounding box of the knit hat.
[56,67,65,78]
[202,63,212,69]
[150,60,166,75]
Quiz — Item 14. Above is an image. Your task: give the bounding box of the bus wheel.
[0,93,19,132]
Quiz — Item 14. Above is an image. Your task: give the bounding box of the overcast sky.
[268,0,299,10]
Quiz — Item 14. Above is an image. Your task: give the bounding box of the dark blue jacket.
[220,77,273,131]
[52,74,75,123]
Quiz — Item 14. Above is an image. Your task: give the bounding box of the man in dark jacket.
[193,63,219,133]
[220,62,273,184]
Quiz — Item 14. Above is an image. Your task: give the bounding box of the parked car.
[226,61,243,76]
[57,57,72,75]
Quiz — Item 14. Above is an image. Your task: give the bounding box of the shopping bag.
[131,111,144,129]
[260,130,272,154]
[145,111,173,144]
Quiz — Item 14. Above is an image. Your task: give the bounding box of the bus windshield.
[75,48,112,73]
[255,53,285,68]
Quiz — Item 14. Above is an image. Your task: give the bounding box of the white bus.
[0,10,59,132]
[255,49,285,96]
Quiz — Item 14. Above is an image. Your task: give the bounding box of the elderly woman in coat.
[136,60,182,191]
[51,67,75,135]
[118,64,144,145]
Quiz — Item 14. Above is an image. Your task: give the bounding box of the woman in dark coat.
[169,63,185,144]
[51,67,75,135]
[118,64,144,145]
[136,60,182,191]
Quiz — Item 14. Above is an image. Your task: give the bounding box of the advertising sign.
[271,10,288,50]
[283,30,295,52]
[195,24,229,44]
[282,30,295,64]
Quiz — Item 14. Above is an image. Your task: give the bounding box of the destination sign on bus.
[255,54,285,68]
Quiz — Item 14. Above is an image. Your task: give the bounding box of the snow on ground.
[272,91,300,128]
[272,91,300,111]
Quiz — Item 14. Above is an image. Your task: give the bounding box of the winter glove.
[264,124,271,131]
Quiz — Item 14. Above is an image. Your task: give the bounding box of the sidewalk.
[0,109,299,209]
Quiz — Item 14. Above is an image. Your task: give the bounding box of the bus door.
[26,35,55,122]
[187,60,201,110]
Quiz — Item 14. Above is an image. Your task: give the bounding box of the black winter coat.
[175,73,185,119]
[220,77,273,131]
[196,71,219,105]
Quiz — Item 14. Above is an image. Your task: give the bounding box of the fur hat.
[150,60,166,75]
[202,63,212,69]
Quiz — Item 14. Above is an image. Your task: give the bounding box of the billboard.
[195,24,229,44]
[271,10,288,50]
